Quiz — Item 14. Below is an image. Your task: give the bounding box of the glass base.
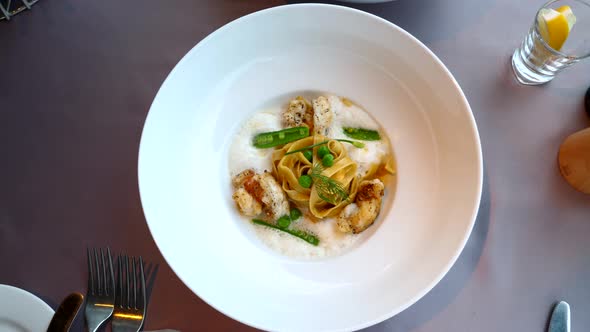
[511,48,555,85]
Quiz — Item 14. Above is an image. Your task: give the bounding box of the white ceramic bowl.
[0,285,54,331]
[340,0,394,3]
[138,4,482,332]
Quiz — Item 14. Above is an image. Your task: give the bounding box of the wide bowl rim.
[138,3,483,331]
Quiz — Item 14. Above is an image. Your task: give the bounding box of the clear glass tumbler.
[512,0,590,85]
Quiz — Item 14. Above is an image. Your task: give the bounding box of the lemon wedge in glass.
[557,5,577,29]
[537,5,576,51]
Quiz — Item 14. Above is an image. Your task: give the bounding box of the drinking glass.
[512,0,590,85]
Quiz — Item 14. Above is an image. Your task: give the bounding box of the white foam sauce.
[228,95,391,259]
[326,96,390,178]
[228,110,281,176]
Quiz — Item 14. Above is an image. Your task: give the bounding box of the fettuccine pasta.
[273,136,361,219]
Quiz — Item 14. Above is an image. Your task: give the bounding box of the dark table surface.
[2,0,590,331]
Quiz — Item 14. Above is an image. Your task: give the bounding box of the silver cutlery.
[46,292,84,332]
[549,301,571,332]
[112,254,146,332]
[85,248,115,332]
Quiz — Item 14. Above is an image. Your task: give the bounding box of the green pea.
[322,153,334,167]
[298,175,312,188]
[290,208,302,221]
[277,215,291,229]
[317,145,330,159]
[303,150,313,162]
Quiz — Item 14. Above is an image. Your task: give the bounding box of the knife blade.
[46,292,84,332]
[548,301,571,332]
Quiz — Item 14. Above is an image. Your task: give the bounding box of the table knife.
[46,292,84,332]
[549,301,571,332]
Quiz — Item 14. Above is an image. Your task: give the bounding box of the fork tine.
[100,248,107,296]
[116,254,123,307]
[94,248,101,295]
[132,257,137,309]
[87,248,95,295]
[139,256,146,310]
[125,255,130,308]
[106,248,114,296]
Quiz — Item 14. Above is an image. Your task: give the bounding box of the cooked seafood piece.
[256,172,290,220]
[232,170,289,220]
[232,169,256,188]
[336,179,385,234]
[312,96,333,136]
[232,187,262,217]
[283,96,314,131]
